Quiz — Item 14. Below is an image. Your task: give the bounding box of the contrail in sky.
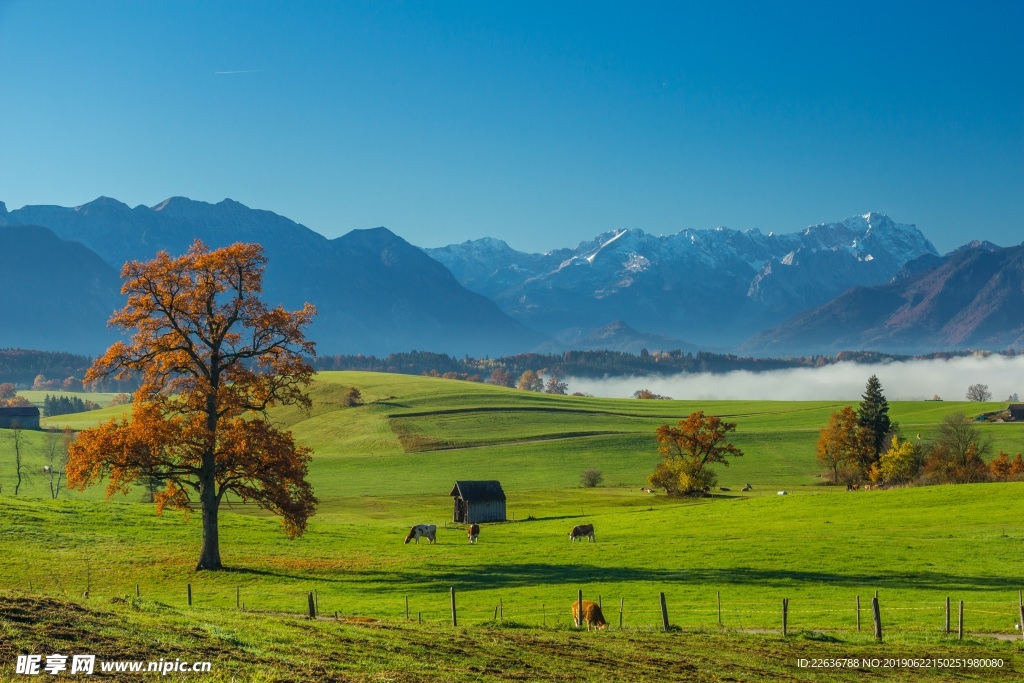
[214,70,264,75]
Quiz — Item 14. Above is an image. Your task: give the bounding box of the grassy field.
[2,371,1023,680]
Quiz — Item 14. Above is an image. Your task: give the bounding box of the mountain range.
[426,213,938,346]
[744,241,1024,354]
[1,196,1018,357]
[0,198,541,355]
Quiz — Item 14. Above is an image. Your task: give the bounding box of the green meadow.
[2,371,1023,680]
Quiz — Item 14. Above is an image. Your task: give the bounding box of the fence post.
[500,598,503,621]
[659,592,670,632]
[577,590,584,629]
[619,597,624,629]
[307,591,316,619]
[450,587,457,627]
[493,605,499,621]
[542,603,545,626]
[782,598,788,636]
[856,595,861,632]
[135,583,140,598]
[958,600,963,640]
[405,595,409,620]
[187,583,192,607]
[872,596,882,642]
[945,597,950,633]
[717,591,722,627]
[314,589,319,614]
[1018,604,1024,642]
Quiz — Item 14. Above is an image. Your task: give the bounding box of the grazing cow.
[571,600,608,630]
[404,524,437,544]
[741,483,752,491]
[467,523,480,543]
[569,523,595,542]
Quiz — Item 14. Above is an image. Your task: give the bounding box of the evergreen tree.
[858,375,891,461]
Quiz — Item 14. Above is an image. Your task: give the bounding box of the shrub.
[580,468,603,488]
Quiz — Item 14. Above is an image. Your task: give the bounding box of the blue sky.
[1,0,1020,253]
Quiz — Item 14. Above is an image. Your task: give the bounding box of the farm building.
[1010,404,1024,421]
[0,406,41,430]
[450,480,506,524]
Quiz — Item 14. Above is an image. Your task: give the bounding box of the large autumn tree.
[67,241,318,571]
[817,406,873,483]
[649,411,743,495]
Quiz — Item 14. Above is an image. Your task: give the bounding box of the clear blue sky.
[1,0,1020,253]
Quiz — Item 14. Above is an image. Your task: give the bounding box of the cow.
[404,524,437,544]
[569,523,595,542]
[741,483,752,491]
[467,523,480,543]
[571,600,608,630]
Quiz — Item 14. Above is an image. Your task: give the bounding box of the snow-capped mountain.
[425,213,938,347]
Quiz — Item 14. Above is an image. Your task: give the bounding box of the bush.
[580,468,603,488]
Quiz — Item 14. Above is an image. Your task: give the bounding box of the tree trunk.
[195,475,222,570]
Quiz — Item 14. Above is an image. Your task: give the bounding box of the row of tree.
[41,394,102,417]
[816,376,1008,487]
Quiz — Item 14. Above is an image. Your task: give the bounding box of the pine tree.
[858,375,891,461]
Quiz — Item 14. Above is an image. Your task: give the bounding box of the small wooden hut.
[1009,404,1024,422]
[450,480,506,524]
[0,406,40,430]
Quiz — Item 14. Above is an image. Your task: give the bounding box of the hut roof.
[450,480,506,502]
[0,406,40,417]
[1009,403,1024,411]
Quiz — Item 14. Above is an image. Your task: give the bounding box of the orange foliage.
[649,411,743,495]
[67,241,317,570]
[990,451,1014,481]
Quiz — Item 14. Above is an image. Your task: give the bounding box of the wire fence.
[17,576,1024,640]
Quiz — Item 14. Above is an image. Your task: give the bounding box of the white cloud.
[568,354,1024,401]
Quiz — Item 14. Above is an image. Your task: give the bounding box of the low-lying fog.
[568,354,1024,401]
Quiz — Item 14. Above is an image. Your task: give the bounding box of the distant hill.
[533,320,699,355]
[0,198,544,356]
[0,225,122,354]
[743,241,1024,355]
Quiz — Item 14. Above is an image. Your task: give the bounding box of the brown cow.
[569,523,595,542]
[467,523,480,543]
[571,600,607,630]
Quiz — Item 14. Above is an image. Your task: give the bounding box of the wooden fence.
[100,582,1024,641]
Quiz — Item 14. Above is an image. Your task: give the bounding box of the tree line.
[42,394,102,417]
[0,349,137,392]
[817,375,1016,488]
[314,348,1021,382]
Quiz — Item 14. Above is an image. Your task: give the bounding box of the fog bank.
[568,355,1024,401]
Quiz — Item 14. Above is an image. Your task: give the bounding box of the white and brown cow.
[568,523,595,542]
[404,524,437,544]
[467,523,480,543]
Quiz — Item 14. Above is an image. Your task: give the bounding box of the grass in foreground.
[1,592,1020,682]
